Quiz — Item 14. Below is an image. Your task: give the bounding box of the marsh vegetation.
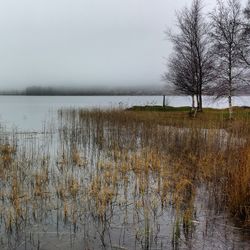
[0,107,249,249]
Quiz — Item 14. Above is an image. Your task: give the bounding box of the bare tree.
[165,50,197,110]
[239,0,250,67]
[209,0,248,119]
[164,0,213,112]
[244,0,250,18]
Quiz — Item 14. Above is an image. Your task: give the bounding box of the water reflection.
[0,107,249,249]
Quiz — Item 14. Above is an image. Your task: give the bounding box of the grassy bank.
[127,105,250,135]
[128,105,250,120]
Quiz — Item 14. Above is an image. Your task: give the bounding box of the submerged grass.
[77,107,250,225]
[0,106,249,249]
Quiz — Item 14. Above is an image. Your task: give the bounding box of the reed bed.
[0,108,249,249]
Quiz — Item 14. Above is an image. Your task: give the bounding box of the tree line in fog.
[164,0,250,118]
[0,86,166,96]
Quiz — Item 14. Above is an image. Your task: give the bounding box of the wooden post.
[163,95,166,107]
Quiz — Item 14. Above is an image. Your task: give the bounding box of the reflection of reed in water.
[0,108,248,249]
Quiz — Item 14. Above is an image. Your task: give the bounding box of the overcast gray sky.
[0,0,247,90]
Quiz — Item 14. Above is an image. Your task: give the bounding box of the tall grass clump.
[75,108,250,226]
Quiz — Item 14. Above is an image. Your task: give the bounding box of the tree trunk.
[198,92,202,111]
[196,94,200,111]
[228,49,233,120]
[163,95,166,107]
[228,94,233,120]
[191,95,195,110]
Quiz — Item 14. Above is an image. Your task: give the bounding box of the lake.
[0,95,249,131]
[0,95,249,249]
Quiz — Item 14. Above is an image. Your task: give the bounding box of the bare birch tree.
[164,0,213,112]
[244,0,250,17]
[165,46,197,110]
[239,0,250,68]
[209,0,248,119]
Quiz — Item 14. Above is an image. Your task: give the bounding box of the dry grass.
[0,107,249,249]
[76,108,250,226]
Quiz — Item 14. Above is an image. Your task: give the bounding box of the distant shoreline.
[0,85,249,96]
[0,94,166,96]
[0,94,249,96]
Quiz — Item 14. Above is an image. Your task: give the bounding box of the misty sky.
[0,0,247,90]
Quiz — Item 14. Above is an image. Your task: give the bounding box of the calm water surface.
[0,95,249,249]
[0,95,249,131]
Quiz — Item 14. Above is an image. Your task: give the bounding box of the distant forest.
[0,86,167,96]
[0,85,249,96]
